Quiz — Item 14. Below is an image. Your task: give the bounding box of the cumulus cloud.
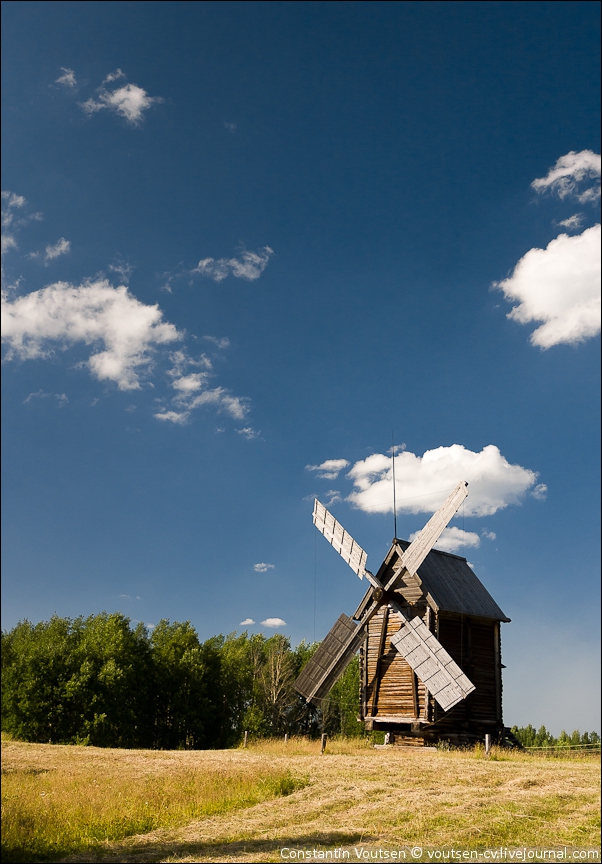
[495,224,600,348]
[254,563,275,572]
[531,483,548,500]
[55,68,76,88]
[306,459,350,480]
[409,526,480,554]
[261,618,286,628]
[44,238,70,262]
[81,71,163,125]
[193,247,274,282]
[531,150,601,203]
[481,530,496,541]
[346,444,539,517]
[239,618,255,626]
[2,279,180,390]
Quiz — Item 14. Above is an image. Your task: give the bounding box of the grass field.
[2,738,599,864]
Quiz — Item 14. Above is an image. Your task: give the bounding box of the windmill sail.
[295,614,366,703]
[390,612,475,711]
[387,481,468,587]
[313,499,368,579]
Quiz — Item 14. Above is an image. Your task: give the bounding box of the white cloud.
[23,389,50,402]
[156,350,249,424]
[254,563,275,572]
[346,444,539,517]
[495,224,600,348]
[481,530,496,541]
[236,426,260,439]
[23,389,68,406]
[306,459,350,480]
[171,373,208,393]
[324,490,342,505]
[557,214,584,230]
[2,279,180,390]
[409,526,480,554]
[154,410,189,424]
[531,150,601,203]
[102,69,126,84]
[44,238,70,262]
[109,260,133,282]
[185,387,248,419]
[55,68,76,88]
[203,335,230,349]
[193,247,274,282]
[261,617,286,628]
[1,192,26,219]
[2,234,17,256]
[239,618,255,626]
[531,483,548,501]
[224,122,237,132]
[81,73,163,125]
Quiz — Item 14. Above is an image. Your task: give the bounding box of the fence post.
[244,730,248,749]
[485,734,491,755]
[321,733,327,754]
[284,733,289,744]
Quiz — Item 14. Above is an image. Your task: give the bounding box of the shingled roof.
[396,539,510,622]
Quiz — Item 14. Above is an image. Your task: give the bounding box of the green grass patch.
[1,763,306,863]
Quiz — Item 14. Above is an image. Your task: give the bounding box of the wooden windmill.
[295,481,513,746]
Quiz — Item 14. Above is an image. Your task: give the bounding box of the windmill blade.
[390,612,475,711]
[295,614,366,703]
[388,481,468,588]
[313,499,368,579]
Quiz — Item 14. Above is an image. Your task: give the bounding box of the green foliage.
[4,613,598,752]
[510,724,601,749]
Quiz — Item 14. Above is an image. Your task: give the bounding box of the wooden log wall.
[362,606,429,721]
[433,614,501,733]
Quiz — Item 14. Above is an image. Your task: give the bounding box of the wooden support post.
[284,733,289,743]
[370,606,390,716]
[243,730,248,748]
[321,733,327,753]
[485,734,491,755]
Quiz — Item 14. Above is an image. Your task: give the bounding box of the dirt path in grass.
[54,748,599,864]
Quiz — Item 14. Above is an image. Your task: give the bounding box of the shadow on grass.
[56,831,369,863]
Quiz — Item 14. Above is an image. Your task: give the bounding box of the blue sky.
[2,1,600,734]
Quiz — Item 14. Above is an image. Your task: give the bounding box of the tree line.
[3,614,599,751]
[510,724,600,749]
[1,613,361,748]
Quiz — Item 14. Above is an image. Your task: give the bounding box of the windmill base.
[363,718,518,748]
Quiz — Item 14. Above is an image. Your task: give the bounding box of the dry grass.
[2,738,599,864]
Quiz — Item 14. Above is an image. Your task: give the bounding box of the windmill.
[295,481,512,746]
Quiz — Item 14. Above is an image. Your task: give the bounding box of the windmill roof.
[397,540,510,622]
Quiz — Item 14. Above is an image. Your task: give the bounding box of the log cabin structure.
[356,539,510,746]
[295,483,516,747]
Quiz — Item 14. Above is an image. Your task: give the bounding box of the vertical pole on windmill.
[244,731,248,749]
[321,733,327,754]
[485,734,491,756]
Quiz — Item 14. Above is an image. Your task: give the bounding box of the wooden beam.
[370,606,390,716]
